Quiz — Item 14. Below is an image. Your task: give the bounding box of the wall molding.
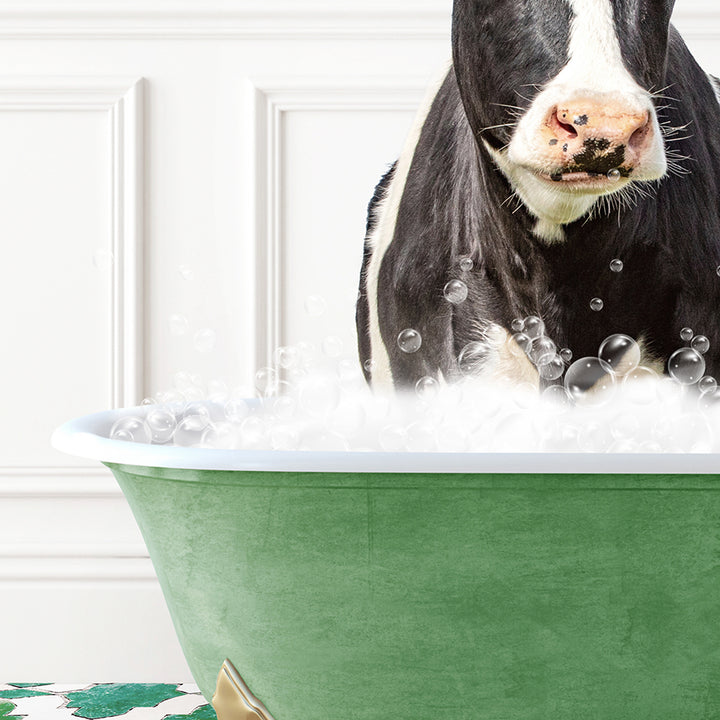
[0,76,144,409]
[0,1,452,39]
[0,548,155,583]
[0,3,714,39]
[0,467,122,497]
[245,77,428,370]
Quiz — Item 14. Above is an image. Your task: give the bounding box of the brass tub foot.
[212,659,276,720]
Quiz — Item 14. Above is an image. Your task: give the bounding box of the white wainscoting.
[0,0,718,684]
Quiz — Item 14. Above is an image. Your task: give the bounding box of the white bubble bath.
[101,333,720,456]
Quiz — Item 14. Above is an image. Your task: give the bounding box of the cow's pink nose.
[547,99,653,167]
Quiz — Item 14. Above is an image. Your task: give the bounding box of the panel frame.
[0,77,146,582]
[244,77,428,371]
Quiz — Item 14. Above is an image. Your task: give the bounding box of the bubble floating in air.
[607,168,622,182]
[178,265,194,281]
[110,416,151,443]
[459,257,474,272]
[530,337,557,367]
[598,334,641,376]
[564,357,616,406]
[590,298,604,312]
[699,376,718,395]
[458,341,492,375]
[691,335,710,355]
[194,328,216,353]
[444,280,469,305]
[668,347,705,386]
[560,348,573,364]
[397,328,422,354]
[524,316,545,340]
[416,376,440,400]
[539,355,565,380]
[610,259,624,273]
[511,318,525,333]
[304,295,327,317]
[680,327,694,342]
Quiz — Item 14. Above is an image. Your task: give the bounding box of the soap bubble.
[699,388,720,413]
[397,328,422,354]
[363,358,376,374]
[458,341,492,375]
[610,413,640,441]
[510,332,532,357]
[225,398,252,423]
[623,366,659,405]
[255,367,279,396]
[239,416,270,449]
[194,328,216,353]
[405,422,438,452]
[598,334,641,376]
[610,259,624,273]
[542,385,571,405]
[699,376,718,395]
[459,256,474,272]
[680,327,694,342]
[530,337,557,367]
[524,316,545,339]
[379,424,406,452]
[590,298,604,312]
[691,335,710,355]
[560,348,573,364]
[564,357,616,406]
[146,407,177,443]
[578,421,613,452]
[511,318,525,333]
[322,335,344,358]
[416,376,440,400]
[270,394,297,421]
[607,168,622,182]
[174,414,210,447]
[444,279,469,304]
[717,265,720,278]
[182,401,214,421]
[169,314,189,336]
[110,416,151,443]
[274,346,299,370]
[539,355,565,380]
[668,348,705,386]
[202,422,239,449]
[93,249,114,269]
[305,295,327,317]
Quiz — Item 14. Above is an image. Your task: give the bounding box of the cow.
[356,0,720,395]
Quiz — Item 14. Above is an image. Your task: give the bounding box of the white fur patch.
[365,60,452,391]
[499,0,667,230]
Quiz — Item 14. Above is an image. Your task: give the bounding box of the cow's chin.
[485,141,666,242]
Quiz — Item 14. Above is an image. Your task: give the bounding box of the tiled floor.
[0,684,215,719]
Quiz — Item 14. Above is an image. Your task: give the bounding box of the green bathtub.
[53,408,720,719]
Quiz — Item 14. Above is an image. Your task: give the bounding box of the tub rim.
[51,406,720,474]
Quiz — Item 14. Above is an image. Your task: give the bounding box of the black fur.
[357,3,720,390]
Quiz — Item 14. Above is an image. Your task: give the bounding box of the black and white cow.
[356,0,720,392]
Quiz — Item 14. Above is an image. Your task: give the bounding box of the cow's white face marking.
[494,0,668,239]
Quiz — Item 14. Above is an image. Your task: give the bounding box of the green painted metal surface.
[107,463,720,719]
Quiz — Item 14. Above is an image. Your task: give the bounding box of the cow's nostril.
[629,119,650,150]
[551,109,579,140]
